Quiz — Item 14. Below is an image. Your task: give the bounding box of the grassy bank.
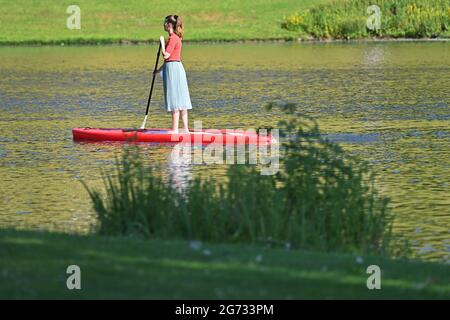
[1,1,448,45]
[283,0,450,39]
[0,229,449,299]
[0,0,331,45]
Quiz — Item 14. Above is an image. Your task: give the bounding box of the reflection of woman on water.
[167,143,192,191]
[154,15,192,134]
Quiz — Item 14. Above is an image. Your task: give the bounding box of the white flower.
[189,240,202,251]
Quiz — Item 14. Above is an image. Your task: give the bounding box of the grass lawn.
[0,0,331,44]
[0,229,449,299]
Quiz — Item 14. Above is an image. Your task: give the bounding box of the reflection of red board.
[72,128,276,145]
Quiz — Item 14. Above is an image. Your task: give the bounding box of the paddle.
[140,42,162,129]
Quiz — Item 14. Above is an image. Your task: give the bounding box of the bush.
[84,103,395,256]
[282,0,450,39]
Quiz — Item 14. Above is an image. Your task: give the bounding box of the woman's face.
[163,22,170,32]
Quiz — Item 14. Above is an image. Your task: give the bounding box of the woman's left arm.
[153,63,164,75]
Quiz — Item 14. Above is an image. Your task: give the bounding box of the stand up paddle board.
[72,128,276,145]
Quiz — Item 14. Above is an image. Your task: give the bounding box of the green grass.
[0,0,332,45]
[283,0,450,39]
[0,229,449,299]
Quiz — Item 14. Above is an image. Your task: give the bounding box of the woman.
[155,15,192,134]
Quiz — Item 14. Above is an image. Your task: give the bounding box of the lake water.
[0,42,449,262]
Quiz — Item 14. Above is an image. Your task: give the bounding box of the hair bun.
[174,15,178,20]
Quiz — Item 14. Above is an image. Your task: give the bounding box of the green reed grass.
[282,0,450,39]
[84,103,395,256]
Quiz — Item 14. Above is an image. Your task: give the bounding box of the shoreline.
[1,37,450,47]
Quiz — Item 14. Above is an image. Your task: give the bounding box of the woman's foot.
[167,129,179,134]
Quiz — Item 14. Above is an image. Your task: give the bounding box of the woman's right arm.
[153,36,167,74]
[160,36,171,60]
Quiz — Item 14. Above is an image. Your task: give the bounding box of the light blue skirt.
[162,61,192,112]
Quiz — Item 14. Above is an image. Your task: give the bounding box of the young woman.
[155,15,192,134]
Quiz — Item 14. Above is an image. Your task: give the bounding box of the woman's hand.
[159,36,166,53]
[153,66,163,75]
[163,52,171,60]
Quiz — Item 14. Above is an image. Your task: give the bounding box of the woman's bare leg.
[181,110,189,133]
[170,110,180,133]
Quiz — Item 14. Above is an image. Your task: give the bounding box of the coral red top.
[165,32,182,62]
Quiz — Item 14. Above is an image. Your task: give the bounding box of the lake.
[0,41,449,262]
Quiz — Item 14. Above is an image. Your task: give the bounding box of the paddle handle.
[141,42,162,129]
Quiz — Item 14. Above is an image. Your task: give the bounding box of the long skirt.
[162,61,192,112]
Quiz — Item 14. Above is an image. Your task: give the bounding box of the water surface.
[0,42,449,261]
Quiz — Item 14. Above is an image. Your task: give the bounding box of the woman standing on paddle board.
[154,15,192,134]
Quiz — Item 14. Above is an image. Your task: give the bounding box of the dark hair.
[164,15,183,38]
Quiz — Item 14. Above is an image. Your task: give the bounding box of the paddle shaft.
[141,42,162,129]
[145,43,162,116]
